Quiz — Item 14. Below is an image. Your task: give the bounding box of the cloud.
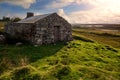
[57,0,120,24]
[0,0,36,9]
[57,9,71,22]
[45,0,81,9]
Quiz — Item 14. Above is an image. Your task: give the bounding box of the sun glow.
[95,0,120,11]
[63,0,120,24]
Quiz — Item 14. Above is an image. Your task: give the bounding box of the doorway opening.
[54,26,60,42]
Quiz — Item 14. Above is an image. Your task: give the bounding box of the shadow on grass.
[0,42,66,72]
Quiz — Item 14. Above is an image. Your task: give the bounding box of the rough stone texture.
[5,13,72,45]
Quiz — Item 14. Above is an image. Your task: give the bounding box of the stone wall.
[34,13,72,45]
[5,13,72,45]
[5,23,35,42]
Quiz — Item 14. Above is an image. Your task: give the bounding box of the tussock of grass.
[11,66,41,80]
[0,66,41,80]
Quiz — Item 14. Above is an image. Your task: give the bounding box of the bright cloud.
[0,0,36,9]
[57,0,120,24]
[57,9,71,22]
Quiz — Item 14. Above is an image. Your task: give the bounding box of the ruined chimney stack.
[26,12,34,18]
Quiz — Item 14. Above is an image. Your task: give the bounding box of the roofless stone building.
[5,12,72,45]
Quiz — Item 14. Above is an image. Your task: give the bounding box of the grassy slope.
[73,28,120,48]
[0,38,120,80]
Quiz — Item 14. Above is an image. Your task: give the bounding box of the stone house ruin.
[5,12,72,45]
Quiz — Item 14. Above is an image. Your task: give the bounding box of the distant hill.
[72,24,120,30]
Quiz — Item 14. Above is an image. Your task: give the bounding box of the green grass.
[0,38,120,80]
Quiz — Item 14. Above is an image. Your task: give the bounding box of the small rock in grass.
[16,42,23,46]
[34,45,38,47]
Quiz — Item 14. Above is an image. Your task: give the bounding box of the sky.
[0,0,120,24]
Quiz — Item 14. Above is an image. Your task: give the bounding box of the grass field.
[73,27,120,49]
[0,24,120,80]
[0,38,120,80]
